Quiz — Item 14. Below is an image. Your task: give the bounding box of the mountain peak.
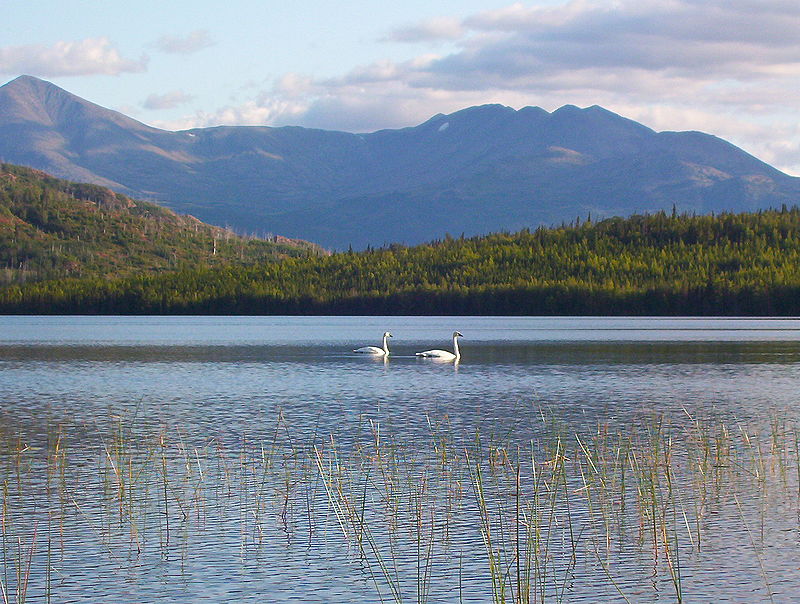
[446,103,516,120]
[0,74,79,104]
[0,74,158,134]
[0,75,69,125]
[4,74,52,89]
[1,74,111,129]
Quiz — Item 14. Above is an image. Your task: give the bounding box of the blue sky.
[2,0,800,174]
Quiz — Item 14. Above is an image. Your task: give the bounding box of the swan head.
[453,331,463,338]
[383,332,393,338]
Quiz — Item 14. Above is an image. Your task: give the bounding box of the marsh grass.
[0,409,797,602]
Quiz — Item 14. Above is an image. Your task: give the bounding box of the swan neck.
[453,336,460,359]
[383,334,390,354]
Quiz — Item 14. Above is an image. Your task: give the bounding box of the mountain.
[2,75,799,249]
[0,162,322,285]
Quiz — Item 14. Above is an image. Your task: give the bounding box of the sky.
[2,0,800,175]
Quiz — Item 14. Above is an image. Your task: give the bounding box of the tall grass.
[0,409,797,602]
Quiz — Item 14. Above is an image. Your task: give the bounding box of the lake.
[1,316,799,602]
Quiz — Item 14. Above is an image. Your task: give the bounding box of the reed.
[0,409,798,602]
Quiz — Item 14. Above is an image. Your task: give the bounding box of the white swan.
[416,331,463,361]
[353,332,392,356]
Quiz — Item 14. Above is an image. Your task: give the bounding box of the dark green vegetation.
[3,207,800,315]
[0,163,322,286]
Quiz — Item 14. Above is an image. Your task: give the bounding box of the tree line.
[2,207,800,315]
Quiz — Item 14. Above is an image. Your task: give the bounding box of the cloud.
[151,95,308,131]
[318,0,800,104]
[272,73,315,98]
[203,98,307,127]
[142,90,195,110]
[155,30,215,55]
[0,37,147,77]
[155,0,800,173]
[418,0,800,92]
[385,17,465,43]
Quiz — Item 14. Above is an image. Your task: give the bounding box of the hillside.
[3,208,800,315]
[2,75,799,249]
[0,163,322,285]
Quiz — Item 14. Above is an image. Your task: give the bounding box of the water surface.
[2,316,799,437]
[1,316,799,602]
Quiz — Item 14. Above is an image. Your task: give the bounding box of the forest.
[0,162,322,285]
[2,206,800,315]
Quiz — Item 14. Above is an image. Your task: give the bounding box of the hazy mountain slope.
[2,75,798,248]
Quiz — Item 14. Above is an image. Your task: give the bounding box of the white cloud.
[207,99,307,126]
[142,90,195,110]
[0,37,146,77]
[386,17,465,43]
[155,30,214,55]
[152,97,308,131]
[272,73,315,98]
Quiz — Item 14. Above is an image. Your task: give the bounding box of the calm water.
[2,316,800,434]
[1,316,800,602]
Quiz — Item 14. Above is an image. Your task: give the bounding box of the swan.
[416,331,463,361]
[353,332,392,356]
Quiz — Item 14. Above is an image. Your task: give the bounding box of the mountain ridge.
[1,75,798,248]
